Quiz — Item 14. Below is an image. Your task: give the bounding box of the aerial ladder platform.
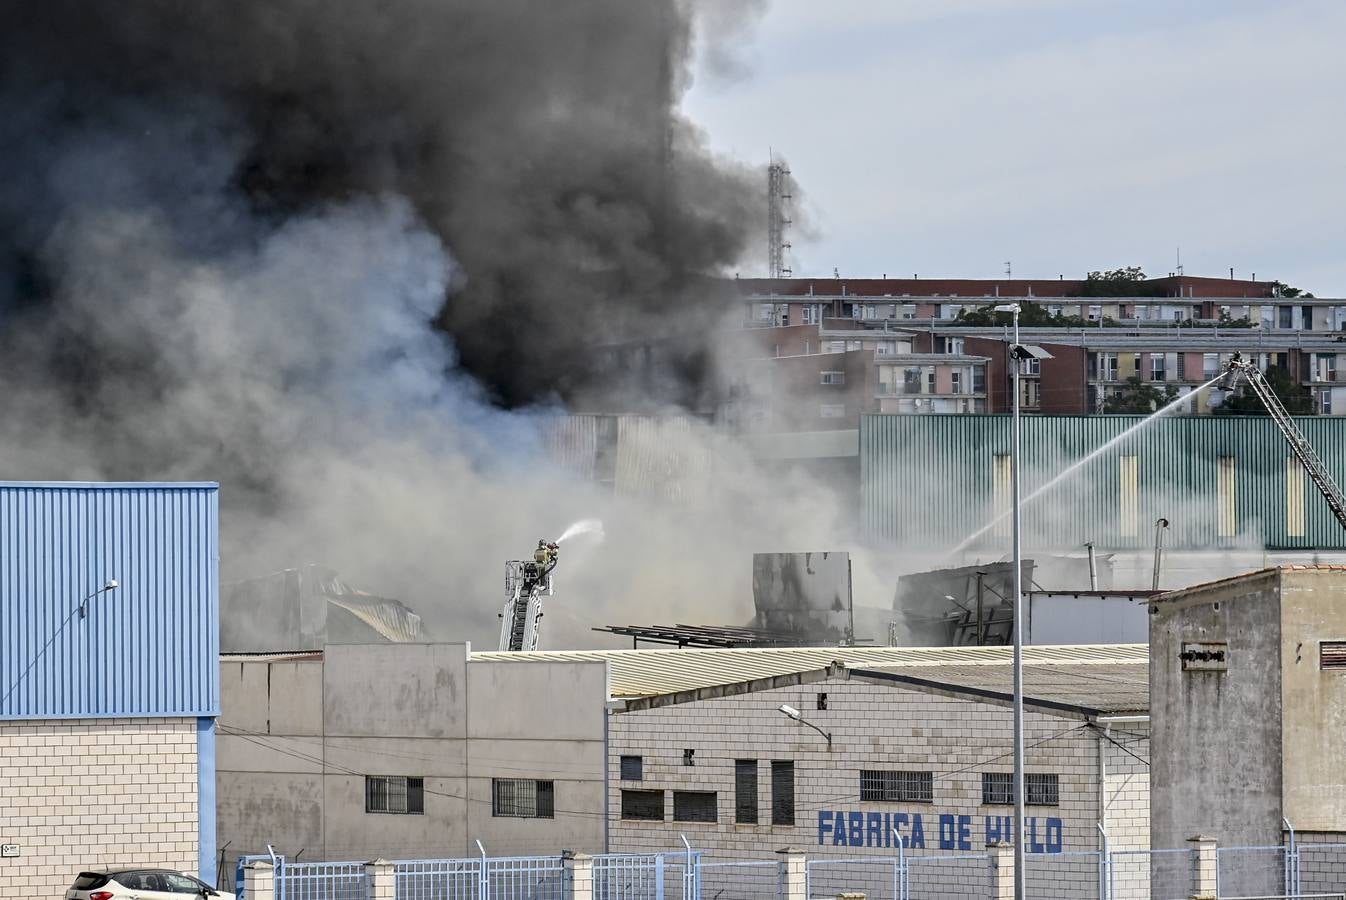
[498,542,558,651]
[1223,355,1346,531]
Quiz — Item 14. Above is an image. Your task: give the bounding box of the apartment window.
[1100,353,1118,381]
[802,304,821,325]
[860,770,933,803]
[865,305,877,319]
[673,791,717,823]
[757,304,774,321]
[904,368,922,394]
[620,755,643,781]
[621,789,664,821]
[1279,306,1293,329]
[1024,358,1040,376]
[847,340,862,351]
[926,370,936,394]
[1320,388,1334,415]
[1151,354,1166,381]
[491,778,554,818]
[366,776,424,815]
[1088,305,1102,321]
[973,368,986,394]
[1203,353,1219,379]
[1119,455,1139,537]
[828,341,846,353]
[771,761,795,826]
[1217,456,1237,537]
[951,372,962,394]
[820,404,846,419]
[735,760,758,824]
[820,371,846,385]
[1287,457,1306,538]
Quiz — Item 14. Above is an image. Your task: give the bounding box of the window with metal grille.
[365,776,424,815]
[1321,641,1346,670]
[673,791,717,823]
[981,772,1059,806]
[820,371,846,385]
[735,760,758,824]
[621,789,664,821]
[620,755,643,781]
[860,770,933,803]
[491,778,554,818]
[981,772,1013,805]
[1027,774,1059,806]
[771,760,795,826]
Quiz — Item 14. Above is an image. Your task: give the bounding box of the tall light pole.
[994,302,1026,900]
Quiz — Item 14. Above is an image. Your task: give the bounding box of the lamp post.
[778,704,832,749]
[994,302,1026,900]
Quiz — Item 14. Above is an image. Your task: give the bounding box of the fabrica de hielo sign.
[818,811,1066,853]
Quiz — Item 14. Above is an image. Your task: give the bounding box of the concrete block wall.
[608,676,1148,863]
[0,717,199,900]
[1101,722,1151,897]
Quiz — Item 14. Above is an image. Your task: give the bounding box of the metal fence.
[807,855,907,900]
[279,861,367,900]
[237,841,1346,900]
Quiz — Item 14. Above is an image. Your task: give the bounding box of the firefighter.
[534,540,559,576]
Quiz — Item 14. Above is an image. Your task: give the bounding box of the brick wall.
[608,676,1148,861]
[0,717,199,900]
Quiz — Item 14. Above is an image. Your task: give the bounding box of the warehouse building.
[0,481,220,899]
[861,414,1346,553]
[474,644,1150,884]
[216,643,607,870]
[1151,565,1346,897]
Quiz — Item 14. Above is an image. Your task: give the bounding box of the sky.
[683,0,1346,296]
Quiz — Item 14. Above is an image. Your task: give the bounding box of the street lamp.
[777,704,832,749]
[79,579,119,619]
[992,303,1026,900]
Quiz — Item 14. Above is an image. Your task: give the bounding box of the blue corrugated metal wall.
[0,482,220,719]
[861,415,1346,551]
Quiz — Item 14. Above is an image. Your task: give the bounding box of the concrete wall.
[0,717,200,900]
[1278,569,1346,830]
[608,674,1148,862]
[1149,569,1284,852]
[217,644,607,868]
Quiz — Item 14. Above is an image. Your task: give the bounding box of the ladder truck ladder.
[1227,358,1346,531]
[498,561,550,651]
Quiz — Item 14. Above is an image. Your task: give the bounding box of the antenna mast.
[767,152,793,278]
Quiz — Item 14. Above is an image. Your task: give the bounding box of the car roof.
[84,868,186,876]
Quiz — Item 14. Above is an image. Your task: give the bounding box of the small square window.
[620,755,643,781]
[683,748,695,766]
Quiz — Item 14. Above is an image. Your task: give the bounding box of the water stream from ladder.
[949,373,1227,555]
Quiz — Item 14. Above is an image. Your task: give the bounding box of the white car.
[67,868,235,900]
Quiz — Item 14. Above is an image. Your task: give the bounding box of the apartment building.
[725,322,989,430]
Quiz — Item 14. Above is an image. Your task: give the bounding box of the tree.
[955,300,1093,328]
[1080,266,1160,297]
[1214,365,1315,415]
[1271,280,1315,299]
[1103,375,1179,413]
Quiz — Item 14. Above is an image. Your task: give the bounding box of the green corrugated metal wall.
[860,414,1346,551]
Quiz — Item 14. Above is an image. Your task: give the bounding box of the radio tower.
[767,153,793,278]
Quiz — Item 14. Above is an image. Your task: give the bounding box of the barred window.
[491,778,554,818]
[620,755,643,781]
[981,772,1059,806]
[621,789,664,821]
[365,776,423,815]
[860,770,933,803]
[673,791,717,823]
[735,760,758,824]
[1026,773,1059,806]
[771,760,795,826]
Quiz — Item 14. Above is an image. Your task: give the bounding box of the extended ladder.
[1228,360,1346,530]
[497,561,551,651]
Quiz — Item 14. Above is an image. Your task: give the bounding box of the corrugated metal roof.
[1,482,220,719]
[469,644,1146,700]
[861,414,1346,550]
[856,662,1148,714]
